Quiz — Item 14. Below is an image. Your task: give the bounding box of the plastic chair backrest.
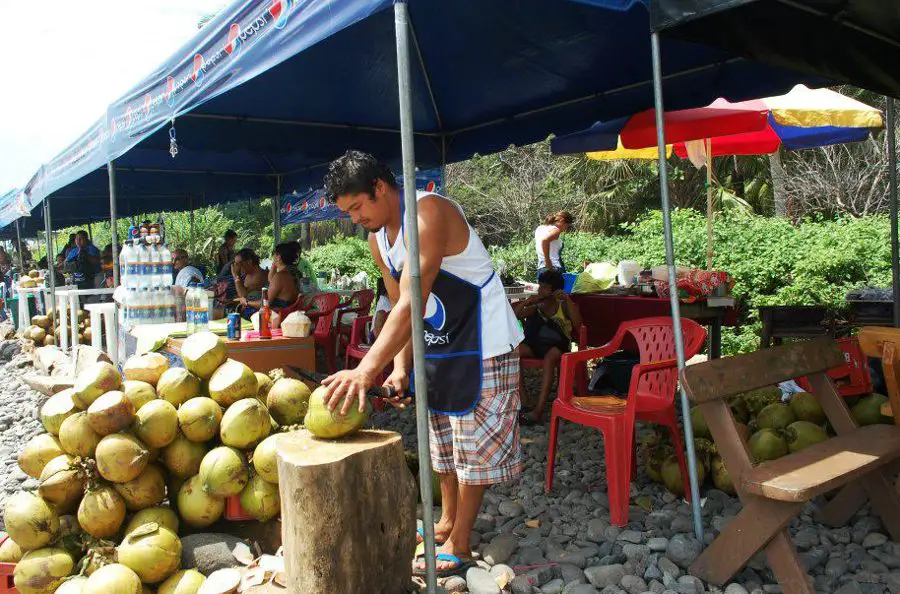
[349,315,373,346]
[623,317,707,404]
[309,292,341,337]
[354,289,375,313]
[277,295,306,318]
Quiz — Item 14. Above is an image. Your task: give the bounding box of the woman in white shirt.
[534,210,573,280]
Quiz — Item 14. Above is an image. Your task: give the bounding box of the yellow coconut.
[13,547,74,594]
[5,491,59,550]
[72,362,122,409]
[0,536,22,562]
[176,475,224,528]
[254,372,273,404]
[123,353,169,386]
[125,507,180,537]
[114,463,167,511]
[208,359,257,406]
[40,389,78,435]
[252,435,280,484]
[133,400,179,448]
[87,391,135,436]
[159,569,206,594]
[177,398,222,443]
[95,433,150,483]
[162,434,208,478]
[18,433,64,479]
[219,398,271,449]
[198,447,248,497]
[58,412,102,459]
[118,524,182,584]
[156,368,201,407]
[239,472,281,522]
[122,380,157,410]
[266,378,311,425]
[305,385,371,439]
[31,315,51,329]
[38,454,85,512]
[56,576,89,594]
[84,564,142,594]
[180,332,227,380]
[77,485,126,538]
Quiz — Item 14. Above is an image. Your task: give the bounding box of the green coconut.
[747,428,789,462]
[783,420,828,453]
[198,447,249,497]
[4,491,59,550]
[0,536,22,562]
[72,362,122,410]
[643,446,671,483]
[239,472,281,522]
[252,435,280,484]
[689,406,710,439]
[266,378,311,425]
[40,389,78,435]
[789,391,827,425]
[78,485,126,538]
[59,412,102,458]
[710,456,735,495]
[95,433,150,483]
[728,397,751,424]
[219,398,272,449]
[123,353,169,386]
[159,569,206,594]
[122,380,158,411]
[87,390,135,436]
[114,463,167,511]
[756,402,796,431]
[180,332,227,380]
[177,398,222,443]
[208,359,258,406]
[660,455,705,497]
[38,454,85,513]
[133,400,179,448]
[14,547,74,594]
[176,475,224,528]
[124,507,180,537]
[851,393,890,426]
[741,386,783,416]
[118,523,182,584]
[84,564,142,594]
[162,434,209,478]
[304,385,371,439]
[255,372,274,404]
[18,433,64,479]
[156,368,201,407]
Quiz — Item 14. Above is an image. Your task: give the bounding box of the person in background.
[233,248,266,319]
[0,251,12,277]
[512,268,581,425]
[372,276,391,340]
[64,231,101,291]
[534,210,573,280]
[240,242,303,314]
[60,234,76,259]
[173,248,204,289]
[15,240,32,268]
[217,230,238,272]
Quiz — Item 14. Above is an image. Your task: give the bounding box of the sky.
[0,0,227,192]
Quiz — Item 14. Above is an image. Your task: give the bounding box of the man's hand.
[321,367,375,415]
[383,368,411,409]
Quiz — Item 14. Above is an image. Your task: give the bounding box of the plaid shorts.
[428,351,523,486]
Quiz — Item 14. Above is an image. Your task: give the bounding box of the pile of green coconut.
[643,386,892,497]
[22,309,93,348]
[1,331,370,594]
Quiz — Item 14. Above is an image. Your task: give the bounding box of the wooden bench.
[681,338,900,593]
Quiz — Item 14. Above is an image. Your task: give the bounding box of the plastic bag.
[572,262,618,294]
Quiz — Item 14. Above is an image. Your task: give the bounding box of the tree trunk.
[770,150,788,217]
[276,429,417,594]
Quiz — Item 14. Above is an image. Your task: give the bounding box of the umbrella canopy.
[552,85,883,157]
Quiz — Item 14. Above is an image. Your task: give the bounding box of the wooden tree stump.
[276,429,417,594]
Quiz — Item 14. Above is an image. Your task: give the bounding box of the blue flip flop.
[413,553,474,578]
[416,527,447,545]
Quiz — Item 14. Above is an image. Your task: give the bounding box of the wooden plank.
[742,424,900,501]
[23,373,74,396]
[682,338,844,403]
[857,326,900,358]
[881,341,900,429]
[765,532,816,594]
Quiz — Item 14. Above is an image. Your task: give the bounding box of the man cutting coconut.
[321,150,524,578]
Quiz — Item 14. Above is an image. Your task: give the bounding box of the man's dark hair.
[323,150,397,203]
[76,230,89,240]
[274,241,300,266]
[236,248,260,266]
[537,268,565,292]
[68,234,75,243]
[224,230,237,241]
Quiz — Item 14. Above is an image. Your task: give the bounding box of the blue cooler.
[563,273,578,294]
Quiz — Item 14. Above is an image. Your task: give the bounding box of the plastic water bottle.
[140,288,154,325]
[136,240,151,289]
[124,288,136,328]
[148,238,161,289]
[159,243,173,287]
[119,240,132,287]
[186,285,196,334]
[151,288,166,325]
[195,286,209,332]
[165,289,177,324]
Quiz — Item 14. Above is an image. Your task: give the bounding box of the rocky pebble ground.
[0,338,897,594]
[370,371,900,594]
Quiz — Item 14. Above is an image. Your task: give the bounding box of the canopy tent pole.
[189,195,196,255]
[706,139,714,270]
[273,176,283,246]
[43,197,57,327]
[14,220,23,270]
[108,162,120,288]
[651,31,704,541]
[889,99,899,327]
[395,2,437,591]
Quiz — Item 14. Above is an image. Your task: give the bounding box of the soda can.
[227,313,242,340]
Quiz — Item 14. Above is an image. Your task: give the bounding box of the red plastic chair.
[276,295,306,318]
[795,337,873,397]
[304,292,341,373]
[344,315,390,411]
[521,323,591,395]
[336,289,376,352]
[546,317,707,527]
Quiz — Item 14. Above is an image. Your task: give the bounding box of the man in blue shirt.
[64,230,101,290]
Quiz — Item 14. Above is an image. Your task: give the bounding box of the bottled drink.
[159,243,173,287]
[151,288,166,325]
[135,239,151,289]
[124,288,136,329]
[148,238,162,289]
[186,285,196,334]
[259,287,272,339]
[195,286,209,332]
[141,288,155,325]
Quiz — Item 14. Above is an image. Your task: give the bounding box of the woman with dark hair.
[266,242,302,310]
[534,210,574,280]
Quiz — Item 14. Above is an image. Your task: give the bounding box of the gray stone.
[724,584,749,594]
[800,548,828,572]
[542,578,567,593]
[793,528,819,550]
[584,565,626,589]
[588,519,610,543]
[658,557,681,579]
[466,567,501,594]
[666,535,701,569]
[618,530,644,544]
[884,573,900,594]
[444,576,468,593]
[864,533,889,549]
[528,566,556,586]
[483,534,518,565]
[519,546,548,565]
[498,500,525,517]
[619,575,648,594]
[836,581,864,594]
[490,564,515,584]
[827,558,850,578]
[648,538,669,553]
[622,544,651,561]
[644,565,663,582]
[564,585,601,594]
[180,533,247,576]
[510,575,535,594]
[559,564,586,585]
[677,575,704,594]
[548,549,588,569]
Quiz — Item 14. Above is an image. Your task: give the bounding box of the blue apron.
[383,215,490,415]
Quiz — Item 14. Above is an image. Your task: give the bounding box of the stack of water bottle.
[185,284,211,334]
[119,222,177,328]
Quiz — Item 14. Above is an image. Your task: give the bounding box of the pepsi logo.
[192,54,206,87]
[318,197,326,209]
[284,203,293,213]
[269,0,294,30]
[125,106,133,128]
[143,94,152,115]
[424,294,447,331]
[301,201,308,211]
[425,181,436,192]
[165,76,176,107]
[109,116,117,140]
[226,23,242,55]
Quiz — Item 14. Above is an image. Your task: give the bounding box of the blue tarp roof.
[14,0,823,230]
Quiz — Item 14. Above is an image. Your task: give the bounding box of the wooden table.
[165,334,315,374]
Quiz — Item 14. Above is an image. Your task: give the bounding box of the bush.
[306,236,380,286]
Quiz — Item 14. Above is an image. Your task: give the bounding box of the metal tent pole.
[43,198,57,326]
[273,176,283,246]
[888,99,899,327]
[190,196,196,255]
[14,220,23,270]
[651,32,704,541]
[108,162,120,288]
[395,2,437,591]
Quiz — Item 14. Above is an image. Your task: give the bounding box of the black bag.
[588,351,640,397]
[523,311,570,355]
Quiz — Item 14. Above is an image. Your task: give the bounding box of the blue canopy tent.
[8,1,828,580]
